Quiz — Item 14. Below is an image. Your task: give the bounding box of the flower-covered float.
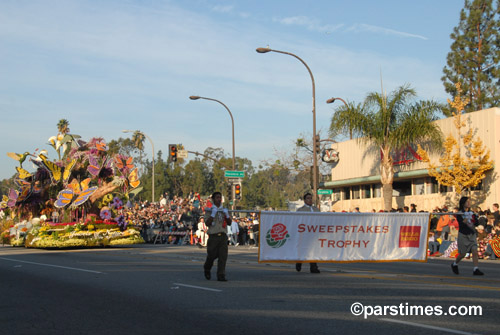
[1,121,144,248]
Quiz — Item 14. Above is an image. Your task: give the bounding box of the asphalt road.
[1,244,499,335]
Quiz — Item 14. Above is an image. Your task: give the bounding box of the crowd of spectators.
[427,203,500,260]
[124,192,260,247]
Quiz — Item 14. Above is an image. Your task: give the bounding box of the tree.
[329,84,443,211]
[57,119,70,135]
[442,0,500,114]
[329,101,365,140]
[131,131,146,174]
[417,83,493,194]
[107,137,139,157]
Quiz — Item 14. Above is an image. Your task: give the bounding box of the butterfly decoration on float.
[126,167,141,189]
[54,178,98,209]
[114,155,134,172]
[17,184,33,202]
[87,154,111,178]
[15,166,32,180]
[0,189,19,209]
[39,154,76,185]
[95,141,108,152]
[13,166,42,197]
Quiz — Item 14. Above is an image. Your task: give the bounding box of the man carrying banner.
[204,191,232,281]
[295,192,321,274]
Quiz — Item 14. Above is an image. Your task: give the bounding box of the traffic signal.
[227,183,232,201]
[234,183,241,200]
[314,134,321,154]
[169,144,177,162]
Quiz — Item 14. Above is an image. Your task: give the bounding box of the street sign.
[317,189,333,195]
[224,170,245,178]
[227,177,242,184]
[177,150,188,159]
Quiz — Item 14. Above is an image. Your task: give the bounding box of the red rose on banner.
[270,223,288,241]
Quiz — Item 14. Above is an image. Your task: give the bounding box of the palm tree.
[329,84,443,211]
[132,131,145,151]
[57,119,70,135]
[329,101,365,140]
[132,130,146,174]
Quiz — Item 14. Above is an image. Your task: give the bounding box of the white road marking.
[0,257,103,274]
[173,283,222,292]
[381,318,481,335]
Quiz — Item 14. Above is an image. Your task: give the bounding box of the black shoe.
[473,269,484,276]
[295,263,302,272]
[204,270,211,280]
[451,263,459,275]
[217,276,228,282]
[310,268,320,274]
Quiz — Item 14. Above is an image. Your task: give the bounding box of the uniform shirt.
[297,204,320,213]
[205,205,229,235]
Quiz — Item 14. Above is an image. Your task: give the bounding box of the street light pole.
[256,46,319,206]
[189,96,236,171]
[326,97,353,140]
[122,129,155,203]
[326,97,348,107]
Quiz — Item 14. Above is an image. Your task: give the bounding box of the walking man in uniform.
[296,192,321,273]
[204,192,232,281]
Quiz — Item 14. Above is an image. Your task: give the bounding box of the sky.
[0,0,465,180]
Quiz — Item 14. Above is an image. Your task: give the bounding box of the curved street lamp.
[256,46,319,206]
[326,97,348,107]
[122,129,155,202]
[189,96,236,171]
[327,97,354,140]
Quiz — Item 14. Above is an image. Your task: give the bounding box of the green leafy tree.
[108,137,140,157]
[442,0,500,114]
[56,119,70,135]
[182,159,209,195]
[328,101,365,140]
[329,84,443,211]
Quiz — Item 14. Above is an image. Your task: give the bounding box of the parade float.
[1,123,144,248]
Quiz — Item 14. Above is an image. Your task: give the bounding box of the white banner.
[259,212,430,263]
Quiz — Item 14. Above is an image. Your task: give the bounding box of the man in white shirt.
[196,217,208,247]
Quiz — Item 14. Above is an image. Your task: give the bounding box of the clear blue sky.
[0,0,465,180]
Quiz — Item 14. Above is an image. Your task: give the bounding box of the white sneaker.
[235,243,239,246]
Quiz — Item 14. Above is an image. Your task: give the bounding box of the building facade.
[320,107,500,212]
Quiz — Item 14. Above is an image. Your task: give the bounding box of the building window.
[352,186,360,199]
[426,177,439,194]
[374,184,382,198]
[414,178,425,195]
[439,184,452,193]
[362,185,371,199]
[393,180,411,196]
[333,188,341,201]
[343,187,350,200]
[470,182,483,191]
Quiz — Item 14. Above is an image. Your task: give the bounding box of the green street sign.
[317,189,333,195]
[224,170,245,178]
